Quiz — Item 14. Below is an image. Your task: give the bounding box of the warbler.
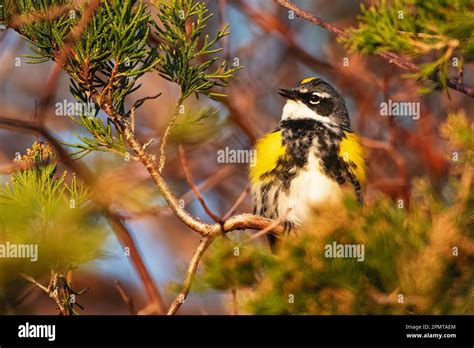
[249,77,367,246]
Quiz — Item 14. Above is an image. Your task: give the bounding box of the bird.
[249,77,367,247]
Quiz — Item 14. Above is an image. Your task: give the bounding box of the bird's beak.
[278,88,297,100]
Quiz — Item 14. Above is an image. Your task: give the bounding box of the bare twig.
[244,210,288,243]
[180,165,235,205]
[21,272,67,315]
[159,98,184,174]
[223,185,249,221]
[106,213,166,314]
[20,273,50,293]
[115,280,137,315]
[131,92,162,111]
[230,288,238,315]
[178,144,222,224]
[167,235,216,315]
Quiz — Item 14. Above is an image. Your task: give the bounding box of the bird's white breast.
[277,152,343,226]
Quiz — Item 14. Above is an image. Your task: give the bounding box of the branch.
[21,272,67,315]
[274,0,347,38]
[273,0,474,98]
[86,95,287,316]
[243,213,287,244]
[91,92,213,235]
[230,288,238,315]
[167,235,216,315]
[223,185,249,220]
[158,98,184,174]
[106,212,166,314]
[178,144,222,224]
[36,0,102,124]
[180,165,235,206]
[115,280,137,315]
[222,213,285,235]
[0,115,166,315]
[165,214,286,315]
[93,98,286,240]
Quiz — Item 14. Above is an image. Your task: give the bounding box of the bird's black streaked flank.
[249,77,367,247]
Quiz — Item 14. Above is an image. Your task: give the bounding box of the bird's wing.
[339,131,367,187]
[249,130,286,184]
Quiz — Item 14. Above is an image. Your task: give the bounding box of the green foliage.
[342,0,474,93]
[64,115,128,159]
[14,0,239,158]
[16,0,78,64]
[170,106,221,144]
[67,0,159,114]
[197,113,474,314]
[153,0,240,99]
[0,142,107,311]
[200,238,269,291]
[14,0,161,158]
[441,110,474,165]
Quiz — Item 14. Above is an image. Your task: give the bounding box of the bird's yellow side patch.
[339,131,367,186]
[300,77,318,84]
[249,131,286,184]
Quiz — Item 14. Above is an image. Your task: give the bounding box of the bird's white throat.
[281,100,331,124]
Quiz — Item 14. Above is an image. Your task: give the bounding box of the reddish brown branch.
[178,144,222,224]
[273,0,474,97]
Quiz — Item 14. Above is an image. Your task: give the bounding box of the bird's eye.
[309,93,320,105]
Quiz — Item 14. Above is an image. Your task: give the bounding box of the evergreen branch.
[273,0,474,97]
[36,0,101,124]
[0,114,167,315]
[88,91,286,238]
[7,0,280,316]
[64,115,127,159]
[153,0,240,99]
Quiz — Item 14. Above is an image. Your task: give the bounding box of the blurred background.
[0,0,472,314]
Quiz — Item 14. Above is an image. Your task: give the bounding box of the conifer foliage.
[342,0,474,93]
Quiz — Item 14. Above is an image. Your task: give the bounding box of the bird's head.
[278,77,351,130]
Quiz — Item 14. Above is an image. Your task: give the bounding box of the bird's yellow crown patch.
[300,77,318,84]
[339,131,367,186]
[249,131,286,184]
